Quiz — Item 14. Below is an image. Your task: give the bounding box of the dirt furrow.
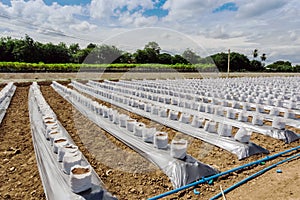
[0,85,45,200]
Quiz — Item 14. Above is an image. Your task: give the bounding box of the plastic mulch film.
[0,82,16,124]
[28,83,117,200]
[51,81,219,189]
[117,78,300,115]
[71,81,269,160]
[102,79,300,128]
[87,80,300,144]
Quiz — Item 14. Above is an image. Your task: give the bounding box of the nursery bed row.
[1,81,299,200]
[0,84,45,199]
[86,80,299,142]
[71,80,269,160]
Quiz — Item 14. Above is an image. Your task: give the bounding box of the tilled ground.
[0,82,299,200]
[0,84,45,200]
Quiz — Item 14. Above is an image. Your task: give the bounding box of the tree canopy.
[0,35,299,72]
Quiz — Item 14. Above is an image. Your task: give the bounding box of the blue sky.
[213,2,238,13]
[0,0,300,64]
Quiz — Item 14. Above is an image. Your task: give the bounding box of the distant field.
[0,72,299,83]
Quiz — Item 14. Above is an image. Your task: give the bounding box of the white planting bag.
[191,116,204,128]
[165,97,171,104]
[108,109,116,122]
[238,111,248,122]
[134,122,145,137]
[274,99,283,107]
[46,124,59,140]
[63,151,82,175]
[205,104,214,114]
[287,101,296,109]
[252,114,263,126]
[143,127,156,143]
[269,108,279,116]
[171,98,179,105]
[198,103,205,112]
[53,137,68,154]
[113,112,120,125]
[184,101,191,109]
[170,139,188,159]
[255,98,263,104]
[242,102,251,111]
[102,106,109,118]
[221,100,229,107]
[151,106,159,115]
[49,130,63,146]
[234,127,251,143]
[119,114,129,128]
[226,108,236,119]
[126,119,136,132]
[272,117,286,130]
[217,123,232,137]
[168,110,179,121]
[231,101,240,109]
[284,109,295,119]
[255,104,264,113]
[138,102,145,110]
[153,132,168,149]
[58,144,78,162]
[145,103,152,112]
[204,121,217,133]
[179,113,190,124]
[70,165,92,193]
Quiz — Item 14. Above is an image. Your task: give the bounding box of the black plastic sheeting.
[51,81,219,189]
[28,83,117,200]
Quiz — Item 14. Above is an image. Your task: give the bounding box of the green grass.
[0,62,216,72]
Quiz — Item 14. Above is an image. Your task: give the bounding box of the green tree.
[144,41,161,54]
[211,52,251,72]
[158,53,173,64]
[250,60,263,71]
[265,60,292,72]
[117,52,133,63]
[253,49,258,59]
[172,54,190,64]
[182,48,201,64]
[260,53,267,61]
[86,44,122,64]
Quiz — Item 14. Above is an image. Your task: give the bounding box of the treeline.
[0,35,299,72]
[0,35,191,65]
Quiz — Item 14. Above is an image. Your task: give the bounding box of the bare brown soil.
[0,86,45,200]
[71,167,90,175]
[1,72,299,83]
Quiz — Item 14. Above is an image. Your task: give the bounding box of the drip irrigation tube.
[148,145,300,200]
[210,153,300,200]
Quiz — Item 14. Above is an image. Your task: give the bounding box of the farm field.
[0,74,299,200]
[0,72,299,83]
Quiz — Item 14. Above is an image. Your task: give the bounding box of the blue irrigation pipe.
[210,153,300,200]
[148,145,300,200]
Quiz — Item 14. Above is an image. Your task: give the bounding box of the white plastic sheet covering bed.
[88,80,299,144]
[28,82,116,200]
[123,77,300,113]
[0,82,16,124]
[71,81,269,160]
[113,78,300,121]
[51,81,219,189]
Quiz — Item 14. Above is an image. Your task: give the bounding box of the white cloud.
[237,0,288,18]
[89,0,155,27]
[1,0,300,64]
[69,21,97,32]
